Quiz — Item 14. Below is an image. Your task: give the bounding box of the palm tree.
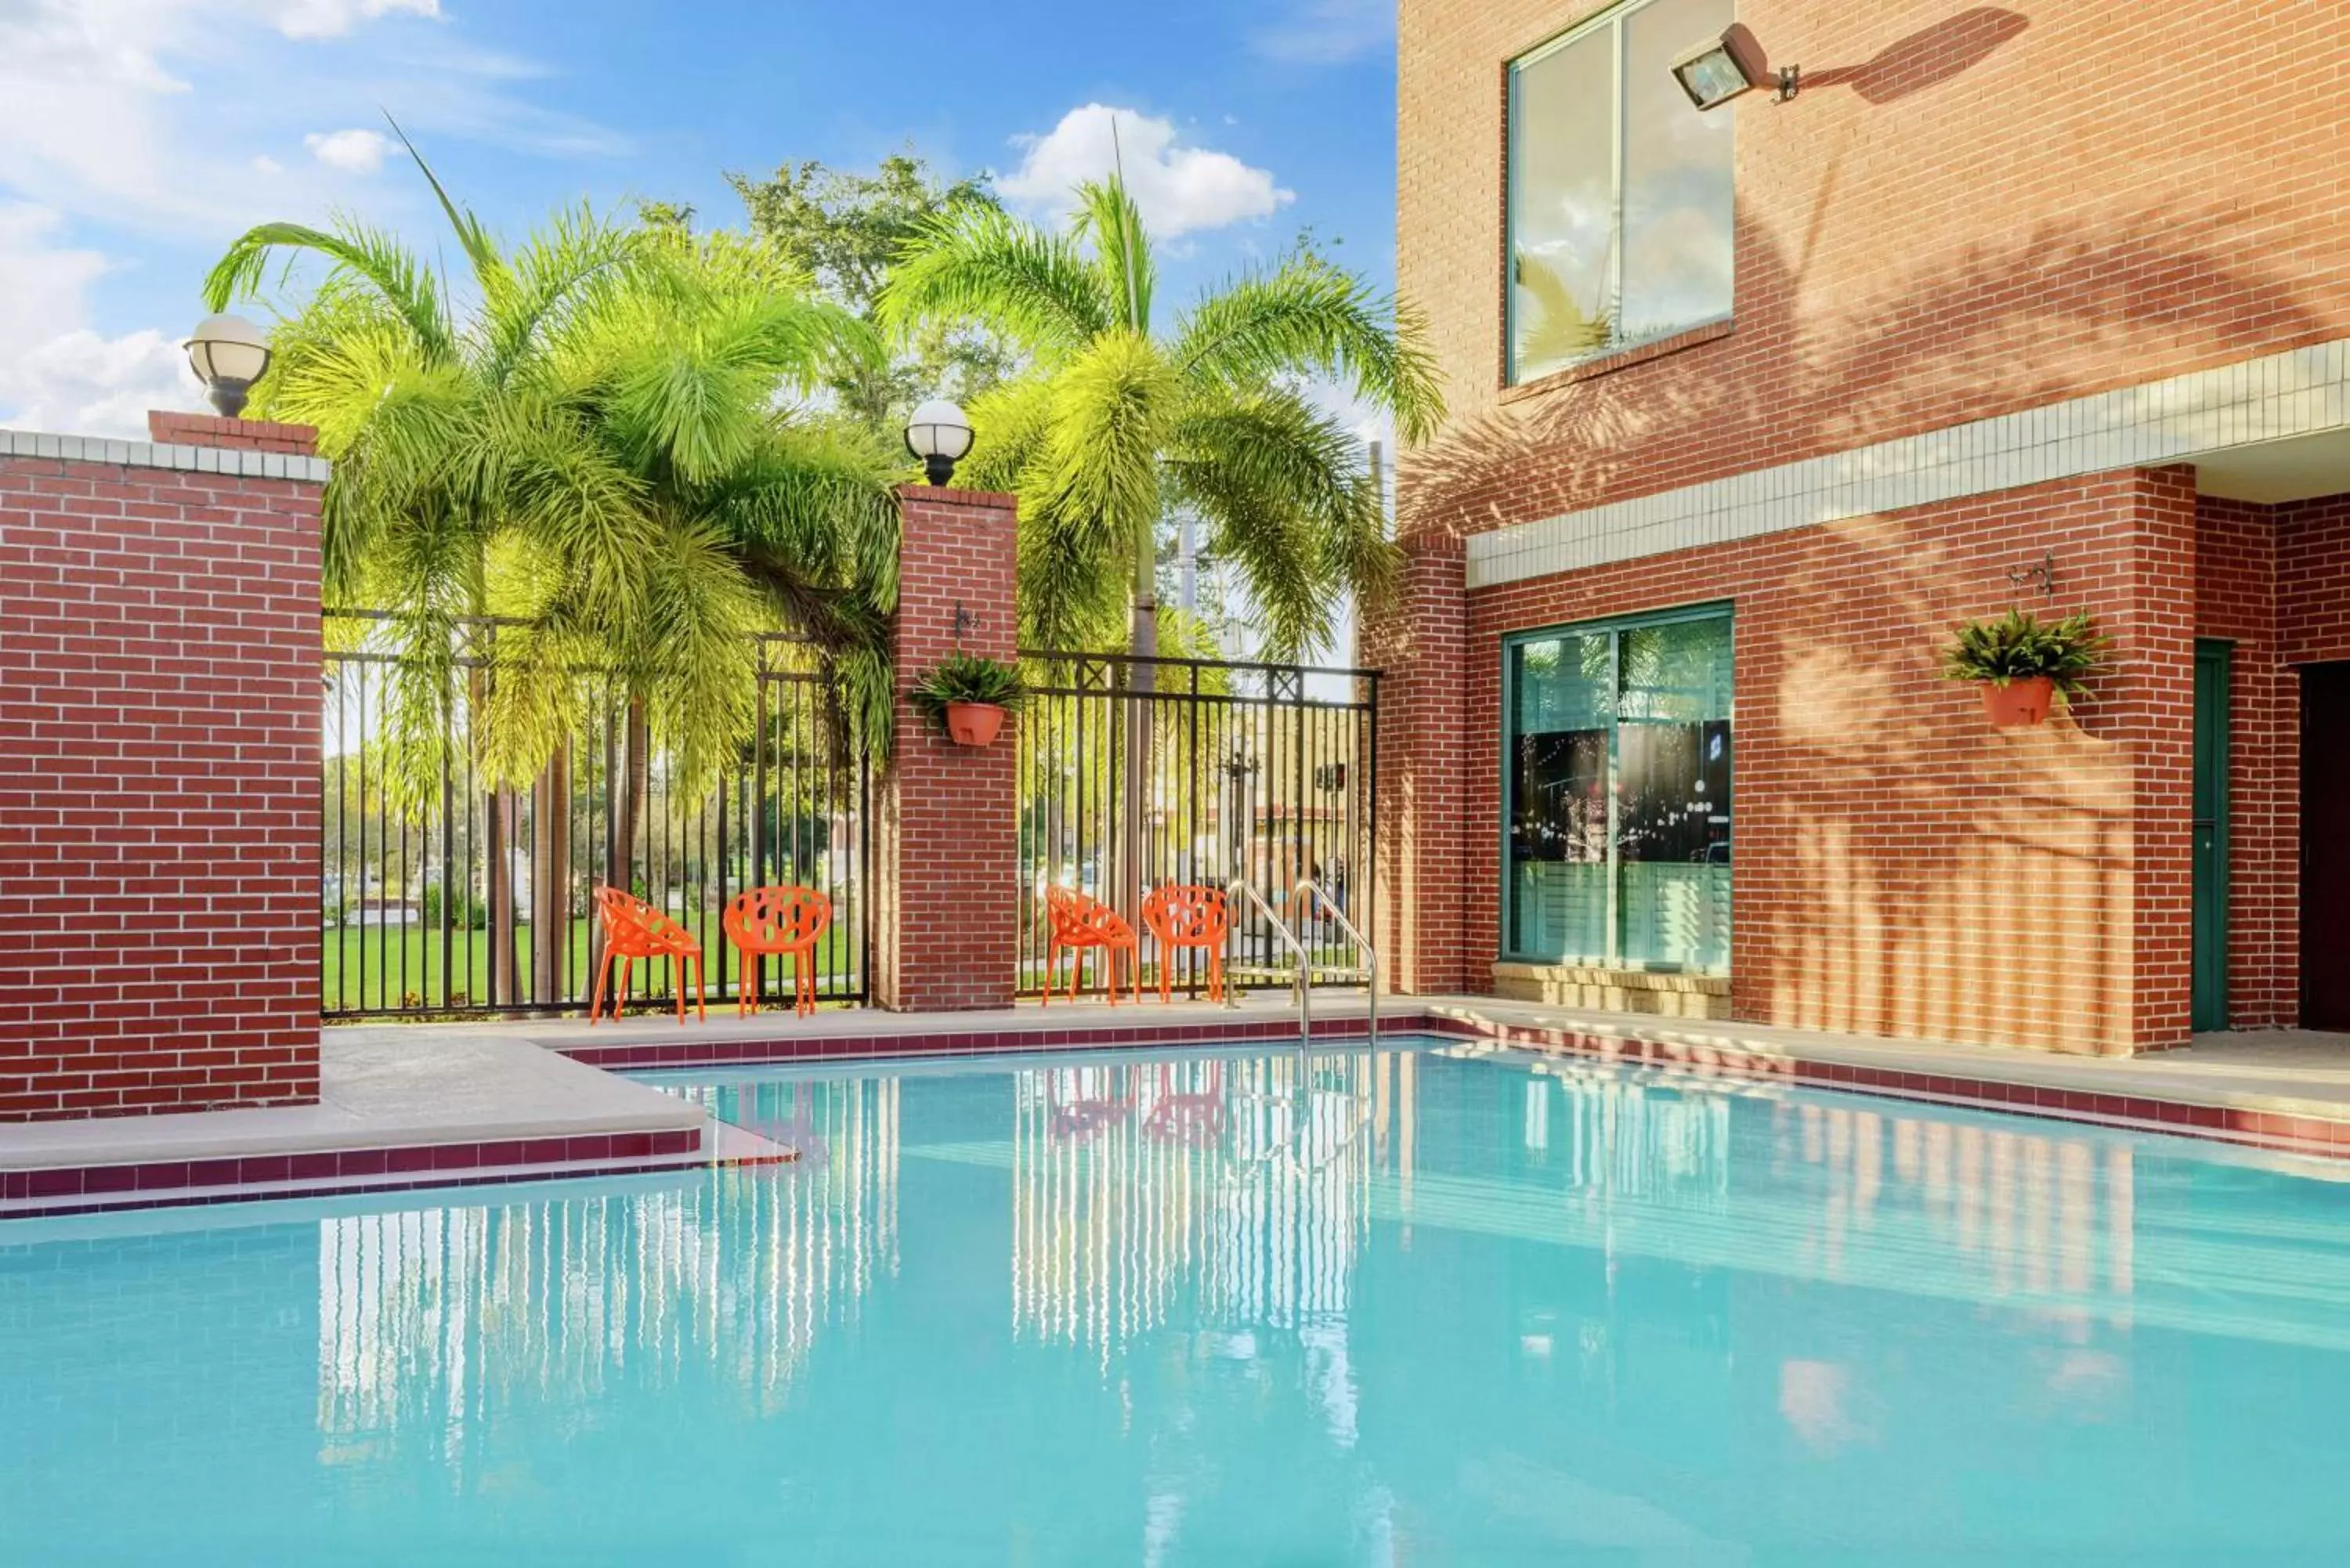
[206,134,898,998]
[877,175,1443,663]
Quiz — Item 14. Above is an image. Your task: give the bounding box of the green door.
[2191,639,2232,1032]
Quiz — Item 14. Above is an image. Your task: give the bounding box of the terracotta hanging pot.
[1980,675,2055,728]
[945,701,1006,746]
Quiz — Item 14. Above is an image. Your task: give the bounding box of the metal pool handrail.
[1294,877,1376,1047]
[1224,878,1315,1046]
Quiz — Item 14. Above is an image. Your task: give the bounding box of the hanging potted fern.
[1940,609,2111,728]
[910,651,1025,746]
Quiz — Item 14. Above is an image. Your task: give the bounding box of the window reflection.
[1621,0,1737,343]
[1509,0,1736,382]
[1010,1051,1402,1350]
[1508,633,1612,961]
[316,1076,901,1447]
[1506,611,1733,972]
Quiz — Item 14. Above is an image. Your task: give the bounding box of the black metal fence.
[1016,650,1378,999]
[322,612,870,1018]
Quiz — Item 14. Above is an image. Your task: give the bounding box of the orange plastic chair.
[590,885,707,1025]
[722,885,833,1018]
[1042,886,1140,1006]
[1141,884,1230,1003]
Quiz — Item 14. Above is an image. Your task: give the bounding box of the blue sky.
[0,0,1398,438]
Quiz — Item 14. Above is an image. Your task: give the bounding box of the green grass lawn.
[324,917,859,1013]
[327,919,1357,1013]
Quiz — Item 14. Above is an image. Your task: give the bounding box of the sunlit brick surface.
[0,417,323,1118]
[1398,0,2350,539]
[873,484,1021,1011]
[1383,0,2350,1051]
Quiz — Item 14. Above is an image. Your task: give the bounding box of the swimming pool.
[5,1036,2350,1563]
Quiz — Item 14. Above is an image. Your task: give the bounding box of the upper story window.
[1507,0,1736,385]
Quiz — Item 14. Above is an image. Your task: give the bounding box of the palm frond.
[1072,175,1155,333]
[1174,251,1445,443]
[877,203,1112,359]
[1035,331,1177,547]
[1166,386,1397,659]
[1511,254,1612,378]
[956,374,1056,495]
[385,114,504,288]
[480,203,646,388]
[204,218,456,364]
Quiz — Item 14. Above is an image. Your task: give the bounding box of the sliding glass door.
[1504,607,1732,973]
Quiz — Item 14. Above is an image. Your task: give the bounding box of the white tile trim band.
[1463,337,2350,590]
[0,426,331,485]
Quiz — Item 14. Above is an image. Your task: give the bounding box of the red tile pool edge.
[0,1126,708,1216]
[1415,1020,2350,1163]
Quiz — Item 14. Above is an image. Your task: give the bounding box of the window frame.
[1499,601,1735,972]
[1503,0,1736,387]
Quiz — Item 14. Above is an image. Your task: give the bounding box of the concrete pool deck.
[0,1031,736,1219]
[8,994,2350,1219]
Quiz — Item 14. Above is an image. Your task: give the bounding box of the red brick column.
[0,414,324,1119]
[1362,531,1473,995]
[2117,465,2200,1052]
[873,483,1021,1011]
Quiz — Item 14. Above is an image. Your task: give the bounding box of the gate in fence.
[321,612,871,1019]
[1015,650,1379,999]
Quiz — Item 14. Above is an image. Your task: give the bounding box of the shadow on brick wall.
[1397,211,2323,1052]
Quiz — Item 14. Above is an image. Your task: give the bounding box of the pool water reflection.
[6,1039,2350,1564]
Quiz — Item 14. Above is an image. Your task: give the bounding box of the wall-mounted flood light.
[1670,25,1798,110]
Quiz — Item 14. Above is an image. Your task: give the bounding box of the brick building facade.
[1379,0,2350,1053]
[0,417,325,1118]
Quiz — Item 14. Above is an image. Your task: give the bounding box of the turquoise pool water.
[6,1039,2350,1564]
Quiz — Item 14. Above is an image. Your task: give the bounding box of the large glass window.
[1507,0,1736,383]
[1505,608,1731,972]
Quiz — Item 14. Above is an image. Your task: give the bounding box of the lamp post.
[183,313,273,418]
[902,398,974,486]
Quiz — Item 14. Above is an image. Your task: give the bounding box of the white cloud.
[0,1,620,238]
[306,128,390,172]
[1000,104,1294,238]
[1251,0,1394,64]
[252,154,284,175]
[273,0,441,41]
[0,204,200,439]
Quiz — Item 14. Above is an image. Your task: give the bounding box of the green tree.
[877,175,1442,663]
[728,151,1014,428]
[203,133,901,812]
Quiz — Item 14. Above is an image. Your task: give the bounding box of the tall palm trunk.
[615,694,650,891]
[490,786,518,1004]
[468,663,519,1008]
[530,740,570,1004]
[1122,518,1155,933]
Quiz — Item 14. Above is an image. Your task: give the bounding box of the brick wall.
[1365,467,2203,1055]
[1397,0,2350,544]
[1362,533,1473,994]
[2192,491,2350,1031]
[2276,497,2350,667]
[0,417,322,1118]
[872,483,1021,1011]
[144,413,322,460]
